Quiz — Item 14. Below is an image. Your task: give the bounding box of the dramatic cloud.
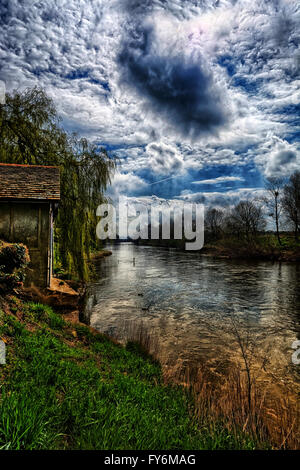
[0,0,299,203]
[146,141,183,174]
[118,21,227,138]
[255,136,300,177]
[266,150,297,176]
[107,172,148,200]
[179,187,267,209]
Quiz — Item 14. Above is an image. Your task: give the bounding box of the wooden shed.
[0,163,60,287]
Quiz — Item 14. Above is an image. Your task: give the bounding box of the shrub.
[0,242,30,291]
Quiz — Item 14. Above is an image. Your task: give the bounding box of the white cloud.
[178,187,267,208]
[0,0,299,198]
[255,135,300,177]
[107,171,148,200]
[192,176,244,185]
[146,141,184,174]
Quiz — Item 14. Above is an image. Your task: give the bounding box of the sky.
[0,0,299,209]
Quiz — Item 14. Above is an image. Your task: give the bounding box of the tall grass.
[0,302,259,450]
[123,320,299,450]
[172,365,298,450]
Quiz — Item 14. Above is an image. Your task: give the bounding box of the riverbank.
[201,243,300,261]
[90,249,113,261]
[0,291,263,450]
[132,234,300,262]
[0,246,298,450]
[86,243,299,450]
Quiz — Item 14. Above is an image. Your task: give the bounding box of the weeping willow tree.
[0,87,116,279]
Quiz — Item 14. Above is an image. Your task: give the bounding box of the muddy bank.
[14,277,87,326]
[90,249,112,260]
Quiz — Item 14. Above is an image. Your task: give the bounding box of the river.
[86,243,300,391]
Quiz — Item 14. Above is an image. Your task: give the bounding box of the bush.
[0,242,30,291]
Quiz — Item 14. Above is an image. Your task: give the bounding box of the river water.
[86,243,300,391]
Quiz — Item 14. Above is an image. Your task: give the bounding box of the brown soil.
[49,278,79,296]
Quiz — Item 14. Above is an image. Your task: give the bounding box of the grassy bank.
[130,234,300,261]
[0,296,262,450]
[202,234,300,261]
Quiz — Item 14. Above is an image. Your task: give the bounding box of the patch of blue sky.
[189,163,261,192]
[284,130,300,144]
[231,76,263,95]
[217,55,236,77]
[97,142,146,154]
[273,104,300,128]
[65,69,110,90]
[101,82,111,92]
[65,68,91,80]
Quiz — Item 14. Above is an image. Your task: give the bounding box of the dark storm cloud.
[267,149,297,175]
[146,141,183,173]
[118,23,226,138]
[123,0,154,13]
[276,150,297,165]
[273,14,295,47]
[123,0,171,15]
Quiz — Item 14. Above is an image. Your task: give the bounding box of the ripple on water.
[87,243,300,392]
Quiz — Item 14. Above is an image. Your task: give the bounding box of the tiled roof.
[0,163,60,201]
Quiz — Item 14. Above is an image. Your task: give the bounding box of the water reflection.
[86,243,300,390]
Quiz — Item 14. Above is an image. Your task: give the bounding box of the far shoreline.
[103,239,300,263]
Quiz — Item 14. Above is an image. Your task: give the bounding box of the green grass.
[0,302,259,450]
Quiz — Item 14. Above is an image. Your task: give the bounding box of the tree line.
[205,171,300,244]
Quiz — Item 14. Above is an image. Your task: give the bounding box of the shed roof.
[0,163,60,201]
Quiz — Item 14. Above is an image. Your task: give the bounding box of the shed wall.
[0,202,50,287]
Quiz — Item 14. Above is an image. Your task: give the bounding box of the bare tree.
[282,171,300,241]
[263,177,285,245]
[228,200,266,241]
[205,207,224,240]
